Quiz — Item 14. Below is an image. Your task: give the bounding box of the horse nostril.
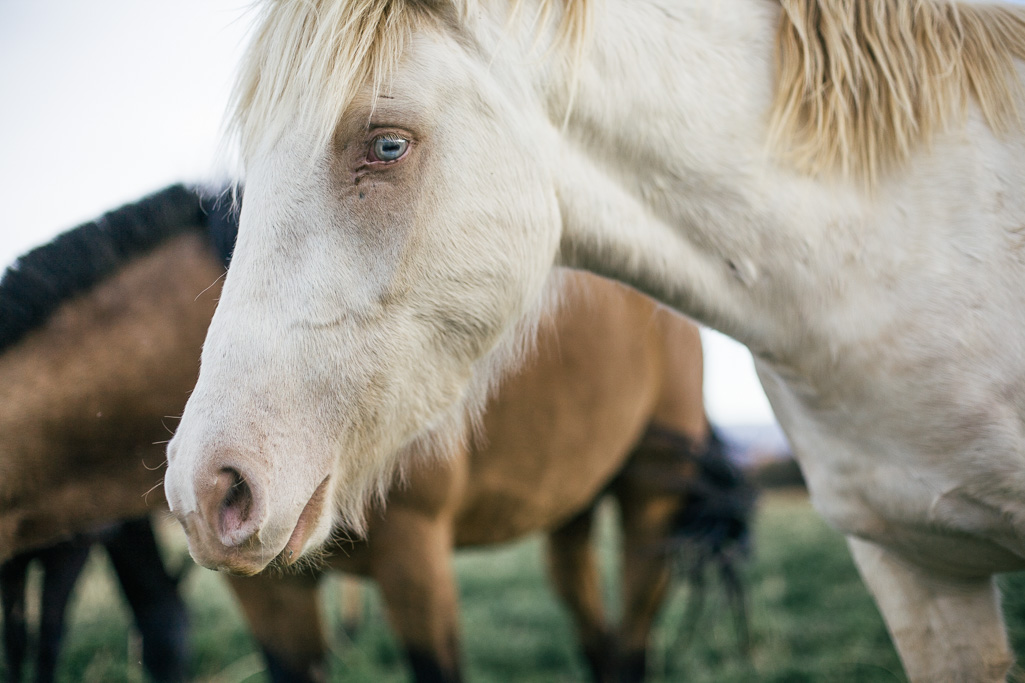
[216,468,257,546]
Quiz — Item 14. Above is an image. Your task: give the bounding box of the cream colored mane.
[231,0,1025,186]
[229,0,589,165]
[769,0,1025,186]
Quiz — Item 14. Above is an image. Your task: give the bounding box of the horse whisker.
[195,270,227,302]
[142,457,169,471]
[142,478,165,502]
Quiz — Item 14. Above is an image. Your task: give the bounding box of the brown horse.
[0,186,750,682]
[0,186,236,681]
[0,185,234,559]
[227,273,753,683]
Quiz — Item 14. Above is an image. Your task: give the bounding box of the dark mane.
[0,184,239,353]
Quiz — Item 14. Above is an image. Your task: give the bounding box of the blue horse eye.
[372,136,409,161]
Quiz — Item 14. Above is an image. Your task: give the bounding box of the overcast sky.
[0,0,777,426]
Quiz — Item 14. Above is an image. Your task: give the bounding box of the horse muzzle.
[165,445,332,575]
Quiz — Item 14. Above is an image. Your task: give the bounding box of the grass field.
[14,489,1025,682]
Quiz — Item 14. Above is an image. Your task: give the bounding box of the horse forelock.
[769,0,1025,188]
[228,0,591,167]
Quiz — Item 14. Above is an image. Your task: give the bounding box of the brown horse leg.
[1,554,32,682]
[103,518,189,683]
[615,489,674,683]
[225,571,327,683]
[369,510,461,683]
[546,506,616,683]
[34,540,93,683]
[337,574,364,639]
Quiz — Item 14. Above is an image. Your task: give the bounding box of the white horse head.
[164,0,589,575]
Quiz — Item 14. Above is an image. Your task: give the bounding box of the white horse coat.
[165,1,1025,680]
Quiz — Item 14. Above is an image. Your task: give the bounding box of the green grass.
[14,490,1025,682]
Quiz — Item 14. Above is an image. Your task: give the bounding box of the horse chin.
[178,511,280,577]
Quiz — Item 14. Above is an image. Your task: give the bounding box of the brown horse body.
[228,275,733,683]
[0,187,227,558]
[0,188,749,682]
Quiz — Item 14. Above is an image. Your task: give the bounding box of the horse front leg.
[616,499,674,683]
[225,570,328,683]
[103,518,190,683]
[369,509,462,683]
[34,541,92,683]
[1,554,31,682]
[847,537,1013,683]
[337,574,364,639]
[545,506,616,683]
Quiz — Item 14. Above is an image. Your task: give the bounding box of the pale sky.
[0,0,777,426]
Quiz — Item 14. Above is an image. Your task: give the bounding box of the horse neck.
[524,0,856,358]
[0,233,223,491]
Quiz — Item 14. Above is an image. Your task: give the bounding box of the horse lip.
[203,555,267,577]
[280,475,331,565]
[177,510,271,576]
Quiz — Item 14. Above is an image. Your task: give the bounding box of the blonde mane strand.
[769,0,1025,187]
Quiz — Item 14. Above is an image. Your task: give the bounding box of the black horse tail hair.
[669,426,756,562]
[633,424,758,657]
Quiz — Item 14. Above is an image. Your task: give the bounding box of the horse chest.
[756,344,1025,575]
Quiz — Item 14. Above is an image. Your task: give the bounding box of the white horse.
[164,1,1025,680]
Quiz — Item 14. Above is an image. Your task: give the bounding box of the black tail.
[668,427,755,562]
[639,425,757,657]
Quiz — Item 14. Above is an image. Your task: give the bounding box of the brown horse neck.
[0,233,224,558]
